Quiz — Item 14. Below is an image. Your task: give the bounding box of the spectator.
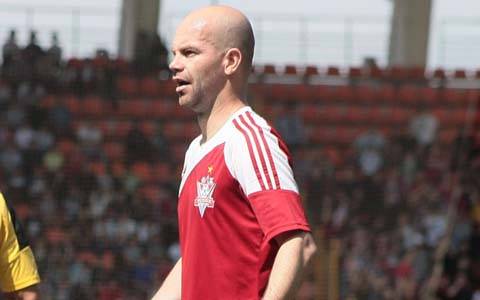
[125,121,153,164]
[23,30,44,65]
[409,105,438,149]
[2,29,20,68]
[354,127,386,176]
[274,100,307,151]
[47,32,62,67]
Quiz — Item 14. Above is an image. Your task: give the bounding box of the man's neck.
[197,95,246,145]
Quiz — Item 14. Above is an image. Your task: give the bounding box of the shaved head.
[178,5,255,72]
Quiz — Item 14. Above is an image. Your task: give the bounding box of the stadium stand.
[1,33,480,299]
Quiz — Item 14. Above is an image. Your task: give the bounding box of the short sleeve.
[226,111,310,241]
[0,194,40,292]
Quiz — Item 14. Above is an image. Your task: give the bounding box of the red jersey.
[178,107,310,300]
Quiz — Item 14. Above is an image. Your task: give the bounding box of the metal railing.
[0,4,479,68]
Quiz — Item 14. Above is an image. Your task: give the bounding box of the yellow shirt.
[0,193,40,292]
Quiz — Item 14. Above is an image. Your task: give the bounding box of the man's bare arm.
[262,231,317,300]
[151,257,182,300]
[4,285,38,300]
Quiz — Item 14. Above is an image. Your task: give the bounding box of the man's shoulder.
[230,108,272,137]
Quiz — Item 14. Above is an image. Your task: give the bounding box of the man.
[152,5,316,300]
[0,193,40,300]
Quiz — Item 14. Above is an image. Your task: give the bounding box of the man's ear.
[224,48,242,75]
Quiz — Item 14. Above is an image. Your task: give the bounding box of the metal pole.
[344,17,353,66]
[26,8,34,31]
[300,17,308,64]
[72,8,80,57]
[439,19,446,66]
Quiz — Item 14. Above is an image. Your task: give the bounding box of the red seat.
[408,67,426,81]
[432,108,449,124]
[476,69,480,79]
[387,66,408,81]
[397,85,418,104]
[117,100,150,118]
[439,129,457,144]
[304,66,319,77]
[132,162,152,182]
[57,139,76,157]
[324,105,347,123]
[115,121,133,138]
[309,85,331,102]
[89,162,106,175]
[309,126,336,144]
[348,67,362,78]
[263,64,276,75]
[65,95,81,115]
[294,85,313,102]
[346,106,370,123]
[158,80,177,98]
[184,122,199,140]
[300,104,320,122]
[140,77,160,97]
[432,68,446,80]
[371,106,394,124]
[326,66,340,76]
[368,67,384,79]
[377,84,395,103]
[140,121,156,138]
[356,85,375,104]
[466,90,479,106]
[151,162,171,183]
[269,84,293,100]
[442,89,465,106]
[82,96,104,117]
[449,109,467,126]
[103,142,124,161]
[67,57,83,68]
[117,76,138,96]
[113,58,129,74]
[284,65,297,75]
[454,69,467,79]
[419,87,438,105]
[149,99,174,118]
[391,107,410,124]
[333,86,354,103]
[40,95,56,109]
[112,162,126,177]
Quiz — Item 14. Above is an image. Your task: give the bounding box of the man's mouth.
[174,78,190,93]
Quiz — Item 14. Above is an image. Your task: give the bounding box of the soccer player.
[0,193,40,300]
[152,5,317,300]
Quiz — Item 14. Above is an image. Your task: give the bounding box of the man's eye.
[185,50,196,57]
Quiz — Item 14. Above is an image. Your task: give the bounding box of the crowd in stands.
[1,30,480,300]
[1,31,177,299]
[279,109,480,299]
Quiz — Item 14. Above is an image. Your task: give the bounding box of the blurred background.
[0,0,479,299]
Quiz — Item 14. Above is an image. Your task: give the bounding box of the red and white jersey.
[178,106,310,300]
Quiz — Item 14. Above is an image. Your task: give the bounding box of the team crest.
[194,170,216,218]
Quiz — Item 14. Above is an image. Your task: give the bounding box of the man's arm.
[4,285,38,300]
[262,231,317,300]
[151,257,182,300]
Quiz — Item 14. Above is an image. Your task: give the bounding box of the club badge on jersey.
[194,166,216,218]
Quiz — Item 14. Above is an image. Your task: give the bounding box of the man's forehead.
[172,19,216,49]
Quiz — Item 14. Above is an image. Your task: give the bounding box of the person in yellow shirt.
[0,193,40,300]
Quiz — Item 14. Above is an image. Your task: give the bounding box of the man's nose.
[169,56,183,73]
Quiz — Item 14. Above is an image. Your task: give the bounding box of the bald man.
[152,6,316,300]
